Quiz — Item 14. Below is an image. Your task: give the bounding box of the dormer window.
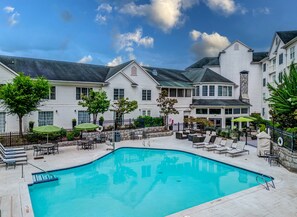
[131,66,137,76]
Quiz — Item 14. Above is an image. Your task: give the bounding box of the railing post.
[21,164,24,178]
[178,122,180,131]
[10,132,12,146]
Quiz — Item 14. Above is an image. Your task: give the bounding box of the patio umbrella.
[75,123,99,131]
[232,117,254,145]
[33,125,61,143]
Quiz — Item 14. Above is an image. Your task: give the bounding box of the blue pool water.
[29,148,269,217]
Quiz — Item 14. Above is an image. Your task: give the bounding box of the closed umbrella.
[232,117,254,145]
[33,125,61,143]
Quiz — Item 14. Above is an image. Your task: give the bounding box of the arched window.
[131,66,137,76]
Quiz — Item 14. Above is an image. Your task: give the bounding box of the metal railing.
[256,175,275,191]
[22,162,58,183]
[267,125,297,152]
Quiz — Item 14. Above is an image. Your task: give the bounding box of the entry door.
[0,112,5,133]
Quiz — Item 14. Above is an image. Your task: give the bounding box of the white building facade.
[1,30,296,133]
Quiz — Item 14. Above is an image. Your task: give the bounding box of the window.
[278,72,283,82]
[233,108,240,114]
[115,112,124,126]
[279,53,283,65]
[290,46,295,60]
[225,108,232,115]
[202,86,208,96]
[241,108,248,114]
[142,110,151,116]
[234,43,239,50]
[228,86,232,96]
[263,63,266,72]
[169,89,176,97]
[45,86,56,100]
[38,111,53,126]
[263,78,266,87]
[78,111,90,124]
[0,112,6,133]
[76,87,92,100]
[114,89,124,100]
[209,109,221,115]
[192,88,195,96]
[196,86,200,96]
[262,108,265,116]
[263,93,266,101]
[142,90,151,101]
[218,86,222,96]
[131,66,137,76]
[209,85,215,96]
[185,89,191,97]
[177,89,184,97]
[196,109,208,114]
[272,74,276,82]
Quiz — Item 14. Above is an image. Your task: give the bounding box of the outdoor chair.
[130,131,138,140]
[192,135,211,148]
[0,143,24,152]
[51,143,59,154]
[225,141,249,157]
[33,145,42,156]
[263,144,280,166]
[203,137,223,151]
[99,134,107,143]
[0,149,27,159]
[0,154,27,166]
[176,132,188,139]
[214,139,234,154]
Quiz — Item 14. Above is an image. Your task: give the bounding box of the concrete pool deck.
[1,135,297,217]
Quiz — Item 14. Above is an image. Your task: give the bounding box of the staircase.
[32,173,58,184]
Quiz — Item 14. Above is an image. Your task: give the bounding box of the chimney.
[239,70,249,103]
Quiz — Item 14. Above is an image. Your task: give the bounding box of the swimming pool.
[29,148,271,217]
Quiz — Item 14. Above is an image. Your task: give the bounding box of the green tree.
[267,64,297,128]
[156,90,179,129]
[78,90,110,124]
[0,73,50,136]
[111,98,138,130]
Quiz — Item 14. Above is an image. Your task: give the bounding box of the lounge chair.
[0,143,24,152]
[0,150,27,159]
[192,135,211,148]
[214,139,234,154]
[203,137,223,151]
[0,154,27,166]
[225,142,249,157]
[0,145,25,155]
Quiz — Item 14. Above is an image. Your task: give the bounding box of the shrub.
[259,124,266,132]
[60,128,67,137]
[72,118,77,128]
[66,131,75,141]
[73,129,80,137]
[134,116,164,128]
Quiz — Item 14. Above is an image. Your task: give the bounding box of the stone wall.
[278,146,297,172]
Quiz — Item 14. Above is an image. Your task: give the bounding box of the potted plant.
[29,121,34,132]
[99,116,104,126]
[72,118,77,129]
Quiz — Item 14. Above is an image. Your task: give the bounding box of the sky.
[0,0,297,69]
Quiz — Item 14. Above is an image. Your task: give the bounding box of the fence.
[266,125,297,152]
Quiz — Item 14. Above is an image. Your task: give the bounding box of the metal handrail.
[21,162,57,180]
[256,175,275,191]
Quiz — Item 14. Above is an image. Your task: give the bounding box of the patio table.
[38,143,55,155]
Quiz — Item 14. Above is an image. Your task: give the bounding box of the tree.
[78,90,110,124]
[156,90,179,129]
[111,98,138,130]
[0,73,50,136]
[267,64,297,128]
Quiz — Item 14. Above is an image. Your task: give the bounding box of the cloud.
[95,14,107,24]
[8,12,20,26]
[252,7,271,16]
[61,11,73,22]
[107,56,123,66]
[204,0,246,15]
[97,3,112,13]
[78,55,93,64]
[189,30,201,41]
[191,31,230,58]
[3,6,14,13]
[115,28,154,51]
[119,0,199,32]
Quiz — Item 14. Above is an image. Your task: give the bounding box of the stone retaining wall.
[278,146,297,172]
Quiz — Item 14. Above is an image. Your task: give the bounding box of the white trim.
[221,40,253,53]
[0,62,19,77]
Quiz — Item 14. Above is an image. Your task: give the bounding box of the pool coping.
[26,146,276,217]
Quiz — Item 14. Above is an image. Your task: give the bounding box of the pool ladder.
[28,162,58,184]
[256,175,275,191]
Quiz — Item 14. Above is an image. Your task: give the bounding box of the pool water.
[29,148,269,217]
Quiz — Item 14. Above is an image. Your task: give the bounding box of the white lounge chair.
[0,143,24,152]
[225,141,249,157]
[214,139,234,154]
[0,145,25,155]
[0,150,27,159]
[203,137,223,151]
[0,154,27,165]
[192,135,211,148]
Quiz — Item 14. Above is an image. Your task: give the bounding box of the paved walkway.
[1,135,297,217]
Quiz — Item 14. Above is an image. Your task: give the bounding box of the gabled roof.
[0,55,109,83]
[276,30,297,44]
[191,99,250,107]
[105,60,134,81]
[186,57,219,69]
[143,66,193,87]
[252,52,268,62]
[183,68,234,84]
